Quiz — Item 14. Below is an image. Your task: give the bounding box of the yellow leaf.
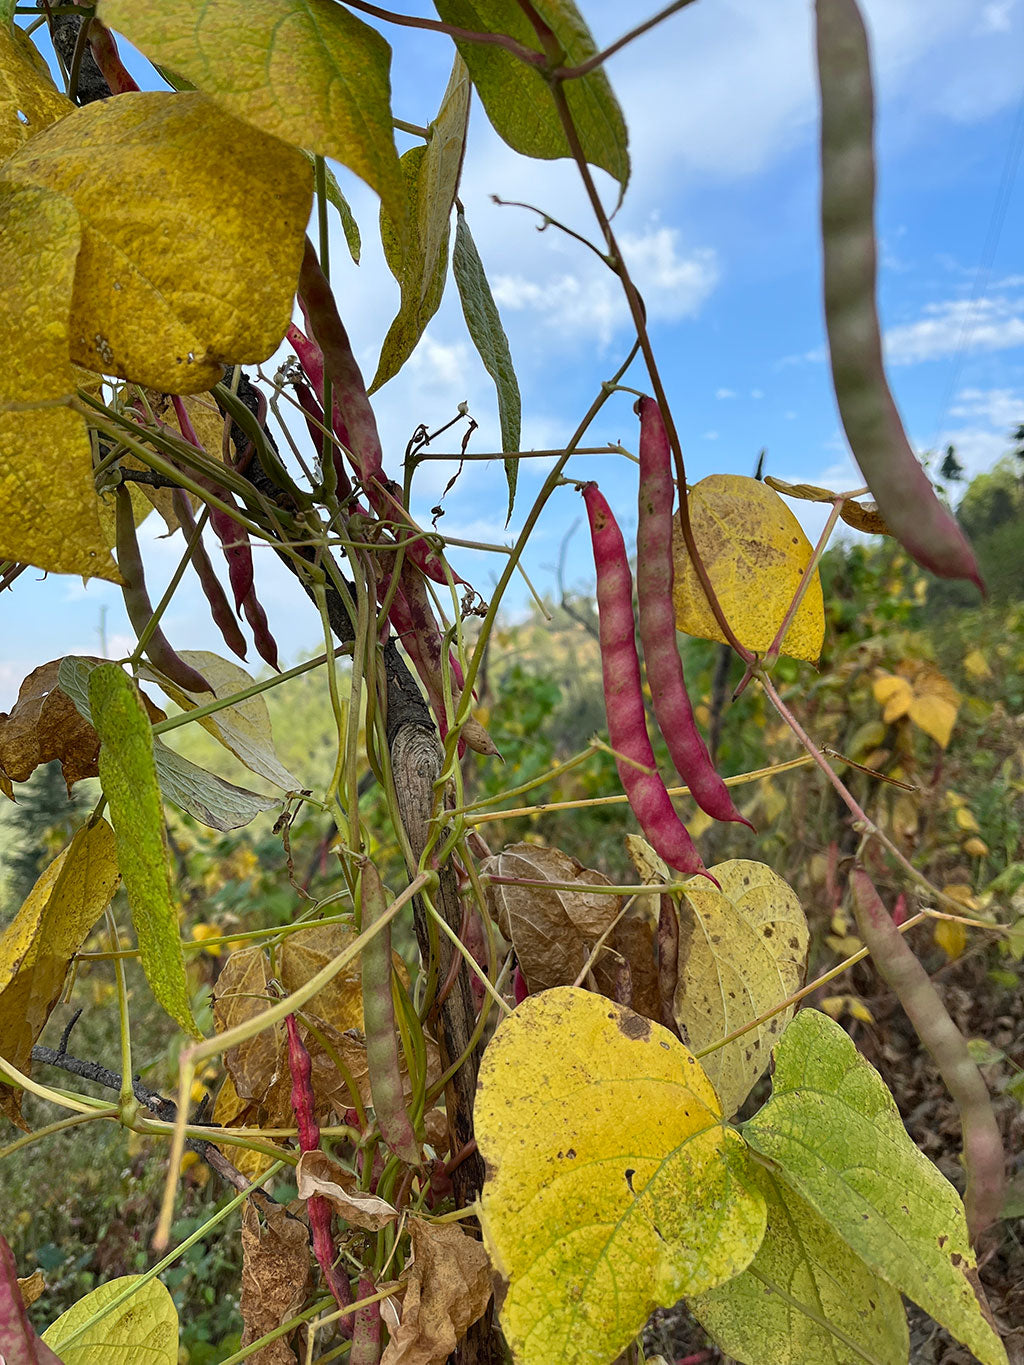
[934,918,967,962]
[476,987,766,1365]
[672,475,824,662]
[963,836,989,858]
[2,92,312,392]
[0,23,74,162]
[42,1275,178,1364]
[0,820,120,1123]
[907,664,959,749]
[672,860,808,1116]
[873,672,912,723]
[98,0,406,234]
[963,648,991,680]
[941,884,980,912]
[0,184,118,581]
[955,807,981,833]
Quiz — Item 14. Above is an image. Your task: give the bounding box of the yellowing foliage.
[672,475,824,662]
[873,663,960,748]
[476,987,766,1365]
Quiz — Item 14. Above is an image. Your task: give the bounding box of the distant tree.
[940,444,963,483]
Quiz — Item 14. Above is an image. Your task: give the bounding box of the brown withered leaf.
[380,1218,492,1365]
[278,922,403,1033]
[422,1108,449,1156]
[840,500,891,536]
[18,1270,44,1308]
[0,658,164,795]
[240,1200,313,1365]
[214,946,282,1103]
[592,914,660,1021]
[764,476,837,504]
[296,1151,398,1231]
[481,843,622,994]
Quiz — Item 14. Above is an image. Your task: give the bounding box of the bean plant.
[0,1,1013,1364]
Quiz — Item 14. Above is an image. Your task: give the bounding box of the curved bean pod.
[816,0,982,590]
[359,857,421,1166]
[583,483,707,877]
[114,486,212,693]
[349,1275,382,1365]
[636,396,753,829]
[171,490,248,661]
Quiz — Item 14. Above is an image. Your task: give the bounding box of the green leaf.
[88,663,200,1039]
[432,0,628,193]
[2,91,312,394]
[453,208,521,522]
[476,987,766,1365]
[42,1275,178,1363]
[690,1165,908,1364]
[0,0,15,29]
[743,1010,1008,1365]
[152,741,279,831]
[313,155,361,264]
[371,55,470,391]
[98,0,406,235]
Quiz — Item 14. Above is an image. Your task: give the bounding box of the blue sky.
[3,0,1022,710]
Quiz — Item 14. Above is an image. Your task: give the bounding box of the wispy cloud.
[885,292,1024,363]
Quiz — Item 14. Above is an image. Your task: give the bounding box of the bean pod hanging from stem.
[815,0,982,590]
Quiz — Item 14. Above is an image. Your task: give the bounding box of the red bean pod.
[171,490,248,661]
[583,483,708,878]
[635,396,753,830]
[241,587,280,671]
[816,0,982,590]
[284,1013,354,1328]
[359,857,421,1167]
[349,1275,382,1365]
[114,486,212,693]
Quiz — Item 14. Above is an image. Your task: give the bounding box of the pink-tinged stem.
[849,869,1004,1239]
[583,482,709,879]
[284,1014,354,1329]
[635,397,753,829]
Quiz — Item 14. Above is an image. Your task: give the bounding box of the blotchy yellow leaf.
[3,92,312,392]
[0,183,118,581]
[873,673,912,723]
[0,24,73,162]
[963,648,991,680]
[0,819,120,1123]
[673,860,808,1117]
[98,0,405,232]
[43,1275,178,1364]
[476,987,766,1365]
[672,475,824,662]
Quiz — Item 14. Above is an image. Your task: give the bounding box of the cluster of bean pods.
[583,397,751,878]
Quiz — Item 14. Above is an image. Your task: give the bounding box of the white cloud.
[948,386,1023,430]
[702,430,720,441]
[978,2,1015,33]
[750,388,765,399]
[715,387,737,399]
[491,224,718,347]
[885,293,1024,364]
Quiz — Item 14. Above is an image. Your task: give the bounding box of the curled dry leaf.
[380,1218,492,1365]
[481,842,623,995]
[240,1200,313,1365]
[0,657,164,796]
[18,1270,44,1309]
[296,1151,398,1231]
[839,499,890,536]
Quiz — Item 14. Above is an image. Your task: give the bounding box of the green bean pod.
[359,857,421,1166]
[816,0,982,590]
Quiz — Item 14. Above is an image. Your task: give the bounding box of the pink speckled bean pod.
[816,0,982,590]
[636,396,753,830]
[583,483,708,878]
[171,490,248,662]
